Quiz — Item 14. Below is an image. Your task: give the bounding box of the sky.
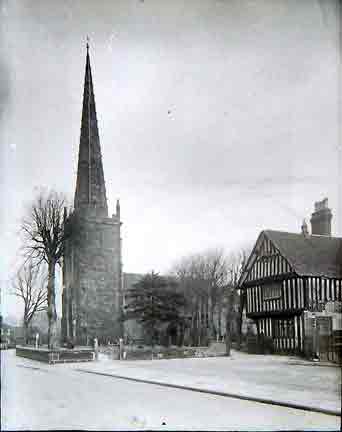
[0,0,341,320]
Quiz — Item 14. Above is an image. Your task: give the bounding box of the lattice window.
[263,283,281,300]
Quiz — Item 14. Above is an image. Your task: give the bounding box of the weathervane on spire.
[86,35,90,52]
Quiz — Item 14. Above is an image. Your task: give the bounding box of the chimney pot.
[310,198,332,236]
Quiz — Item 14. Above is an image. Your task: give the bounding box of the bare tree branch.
[12,262,48,344]
[20,189,72,348]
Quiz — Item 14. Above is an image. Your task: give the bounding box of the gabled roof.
[264,230,342,279]
[239,230,342,287]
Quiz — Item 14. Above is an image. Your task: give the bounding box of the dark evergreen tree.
[123,271,186,356]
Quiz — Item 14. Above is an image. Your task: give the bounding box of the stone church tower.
[61,44,122,345]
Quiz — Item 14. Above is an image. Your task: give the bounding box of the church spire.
[74,41,108,217]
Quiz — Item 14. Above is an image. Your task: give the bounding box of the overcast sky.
[0,0,341,319]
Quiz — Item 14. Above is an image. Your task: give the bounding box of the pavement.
[2,349,341,430]
[74,349,342,416]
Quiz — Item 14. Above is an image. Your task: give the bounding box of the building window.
[263,283,281,300]
[273,319,294,338]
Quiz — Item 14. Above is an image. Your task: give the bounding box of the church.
[61,44,124,345]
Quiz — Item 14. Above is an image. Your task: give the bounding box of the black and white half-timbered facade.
[239,228,342,357]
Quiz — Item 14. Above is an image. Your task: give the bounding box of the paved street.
[86,349,341,414]
[1,350,340,430]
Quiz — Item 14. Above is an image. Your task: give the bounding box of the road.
[1,350,340,430]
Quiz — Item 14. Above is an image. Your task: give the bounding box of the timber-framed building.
[239,199,342,359]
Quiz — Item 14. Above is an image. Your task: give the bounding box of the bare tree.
[224,249,250,356]
[12,262,47,344]
[21,190,71,348]
[202,248,229,340]
[173,245,251,351]
[172,249,229,346]
[172,254,204,345]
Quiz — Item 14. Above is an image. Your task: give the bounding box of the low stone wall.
[16,346,95,364]
[100,345,120,359]
[99,342,227,360]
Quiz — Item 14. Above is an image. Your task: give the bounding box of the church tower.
[62,43,123,344]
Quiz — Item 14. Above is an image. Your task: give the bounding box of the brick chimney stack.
[310,198,332,236]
